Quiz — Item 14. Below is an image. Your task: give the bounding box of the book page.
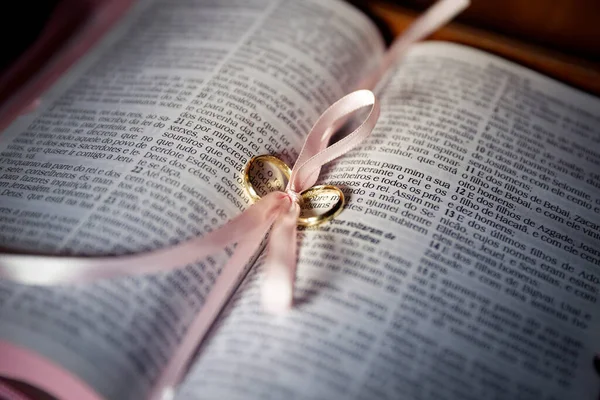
[0,0,384,399]
[176,42,600,400]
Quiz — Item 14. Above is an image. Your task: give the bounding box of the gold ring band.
[243,155,344,227]
[297,185,345,227]
[243,154,291,202]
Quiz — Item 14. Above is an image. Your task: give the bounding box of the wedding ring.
[243,155,291,201]
[298,185,345,227]
[243,155,344,227]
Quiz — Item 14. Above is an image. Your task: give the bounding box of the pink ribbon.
[149,89,379,400]
[0,0,470,297]
[0,89,378,303]
[0,90,379,400]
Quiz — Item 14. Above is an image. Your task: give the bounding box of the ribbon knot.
[242,89,379,313]
[284,189,303,206]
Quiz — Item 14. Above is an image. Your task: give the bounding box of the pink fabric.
[0,0,135,130]
[0,380,30,400]
[0,340,102,400]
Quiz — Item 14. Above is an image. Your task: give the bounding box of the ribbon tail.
[262,201,300,314]
[0,192,287,285]
[149,199,285,400]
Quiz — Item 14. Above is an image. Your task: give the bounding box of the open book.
[1,0,599,399]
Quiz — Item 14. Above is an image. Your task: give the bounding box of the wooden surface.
[450,0,600,61]
[369,1,600,97]
[380,0,600,60]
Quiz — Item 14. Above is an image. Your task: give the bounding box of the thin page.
[176,42,600,400]
[0,0,384,399]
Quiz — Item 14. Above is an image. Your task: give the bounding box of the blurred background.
[1,0,600,104]
[358,0,600,95]
[385,0,600,61]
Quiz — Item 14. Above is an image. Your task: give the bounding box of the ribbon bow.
[250,89,379,313]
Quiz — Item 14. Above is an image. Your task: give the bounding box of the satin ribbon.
[0,90,379,400]
[0,89,378,299]
[259,90,380,312]
[0,0,470,300]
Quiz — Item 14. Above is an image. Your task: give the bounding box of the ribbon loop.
[236,89,379,314]
[288,90,379,192]
[258,89,378,312]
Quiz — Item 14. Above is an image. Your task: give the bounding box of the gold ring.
[297,185,345,227]
[243,155,292,202]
